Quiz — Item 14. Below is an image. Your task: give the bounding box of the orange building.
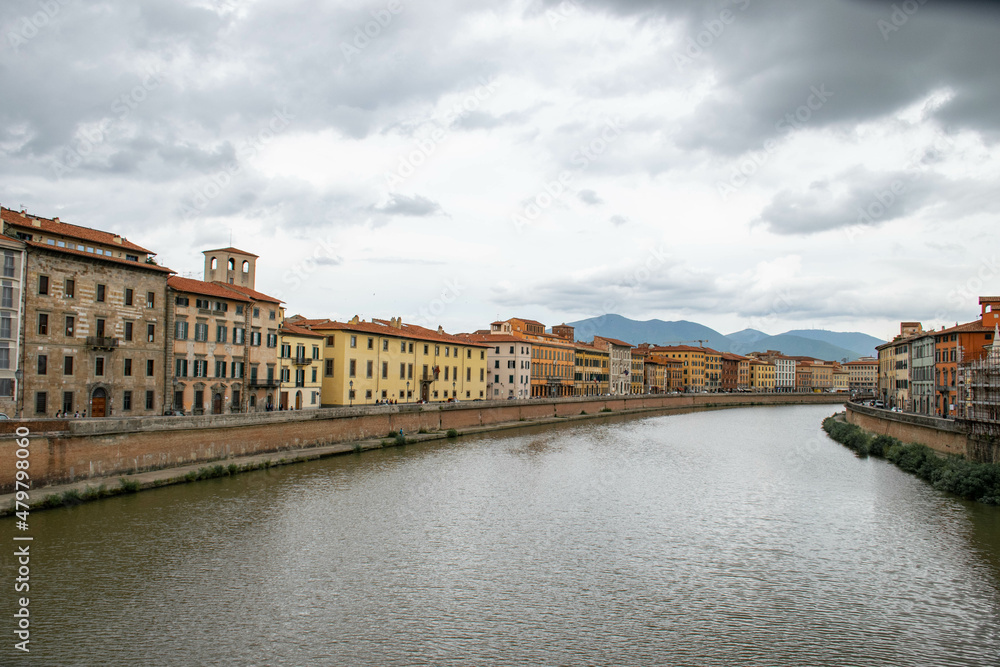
[935,296,1000,417]
[496,318,576,397]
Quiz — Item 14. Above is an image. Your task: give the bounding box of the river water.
[5,405,1000,665]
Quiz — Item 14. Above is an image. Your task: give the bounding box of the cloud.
[578,189,603,205]
[375,194,443,217]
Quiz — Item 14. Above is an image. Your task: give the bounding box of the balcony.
[86,336,119,350]
[247,377,281,388]
[292,355,311,365]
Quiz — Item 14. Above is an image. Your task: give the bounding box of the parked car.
[873,401,884,409]
[0,413,8,420]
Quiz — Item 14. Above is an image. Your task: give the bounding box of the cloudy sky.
[2,0,998,341]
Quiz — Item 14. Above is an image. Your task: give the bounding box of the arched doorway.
[295,391,302,410]
[91,388,107,417]
[212,392,223,414]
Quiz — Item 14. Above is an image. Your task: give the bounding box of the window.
[62,391,73,414]
[216,325,227,343]
[96,318,106,338]
[400,363,406,379]
[215,360,227,378]
[37,355,47,375]
[325,360,334,377]
[281,344,291,358]
[382,339,388,351]
[424,345,429,355]
[146,390,155,410]
[38,275,49,295]
[64,356,74,375]
[367,337,374,350]
[123,391,132,411]
[0,348,8,370]
[350,335,357,348]
[250,331,261,346]
[175,359,188,377]
[193,360,207,377]
[35,392,46,415]
[37,313,48,335]
[408,364,413,379]
[234,328,245,344]
[311,368,317,383]
[96,283,106,302]
[232,362,244,378]
[1,282,12,308]
[175,296,189,307]
[266,333,278,348]
[65,316,74,337]
[366,360,373,378]
[269,310,276,320]
[0,314,10,339]
[349,359,356,377]
[312,346,319,359]
[382,361,388,379]
[2,251,14,278]
[365,390,372,399]
[175,321,189,340]
[195,323,209,342]
[125,288,133,306]
[126,254,139,262]
[196,298,210,309]
[401,341,406,353]
[253,307,260,318]
[147,292,155,308]
[95,357,104,376]
[147,324,155,343]
[124,358,132,376]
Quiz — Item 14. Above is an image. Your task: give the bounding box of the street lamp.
[406,381,409,403]
[349,380,354,407]
[452,381,456,400]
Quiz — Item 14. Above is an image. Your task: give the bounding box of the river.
[5,405,1000,665]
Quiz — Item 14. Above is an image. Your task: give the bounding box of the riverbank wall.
[845,402,1000,463]
[0,393,844,493]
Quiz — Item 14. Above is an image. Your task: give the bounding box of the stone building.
[592,335,632,396]
[3,207,172,417]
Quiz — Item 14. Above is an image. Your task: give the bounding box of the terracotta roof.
[309,318,490,347]
[168,276,252,302]
[203,247,259,258]
[25,240,174,274]
[218,282,283,304]
[280,321,325,338]
[721,352,749,361]
[2,206,152,254]
[652,345,708,353]
[593,336,632,348]
[459,333,526,345]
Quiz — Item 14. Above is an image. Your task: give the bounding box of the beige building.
[0,233,26,417]
[166,248,283,415]
[844,357,878,394]
[4,206,172,418]
[593,335,632,395]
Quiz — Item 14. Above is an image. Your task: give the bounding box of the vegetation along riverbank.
[823,413,1000,505]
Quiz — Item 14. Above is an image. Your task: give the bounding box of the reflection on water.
[5,405,1000,666]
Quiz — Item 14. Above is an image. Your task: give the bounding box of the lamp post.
[349,380,354,407]
[406,381,409,403]
[452,381,456,400]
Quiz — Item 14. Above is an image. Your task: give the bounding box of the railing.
[292,355,311,365]
[86,336,119,349]
[247,378,281,388]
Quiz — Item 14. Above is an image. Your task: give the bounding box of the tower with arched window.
[203,247,258,288]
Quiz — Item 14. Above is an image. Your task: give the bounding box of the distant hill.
[734,333,862,362]
[560,315,878,361]
[561,314,732,351]
[781,329,883,358]
[726,328,769,348]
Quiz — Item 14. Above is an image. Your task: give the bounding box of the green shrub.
[118,478,140,493]
[61,489,83,505]
[600,407,612,413]
[394,432,407,446]
[446,428,458,438]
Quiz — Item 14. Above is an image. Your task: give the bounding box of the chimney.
[113,236,123,244]
[53,217,59,223]
[349,315,360,325]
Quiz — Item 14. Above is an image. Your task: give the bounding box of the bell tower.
[203,247,258,288]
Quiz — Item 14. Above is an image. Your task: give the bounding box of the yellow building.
[652,345,707,392]
[278,320,326,409]
[630,354,644,394]
[703,348,723,392]
[749,359,776,392]
[574,342,609,396]
[501,318,576,398]
[832,365,850,393]
[304,316,489,406]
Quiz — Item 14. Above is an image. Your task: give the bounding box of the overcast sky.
[3,0,998,341]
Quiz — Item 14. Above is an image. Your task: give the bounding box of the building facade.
[4,207,172,418]
[278,321,325,410]
[0,234,26,416]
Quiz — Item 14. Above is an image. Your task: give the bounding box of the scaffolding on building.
[955,327,1000,437]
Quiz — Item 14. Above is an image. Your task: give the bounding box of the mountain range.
[560,314,883,361]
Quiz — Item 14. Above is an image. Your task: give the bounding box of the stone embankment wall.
[844,403,1000,461]
[0,393,844,492]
